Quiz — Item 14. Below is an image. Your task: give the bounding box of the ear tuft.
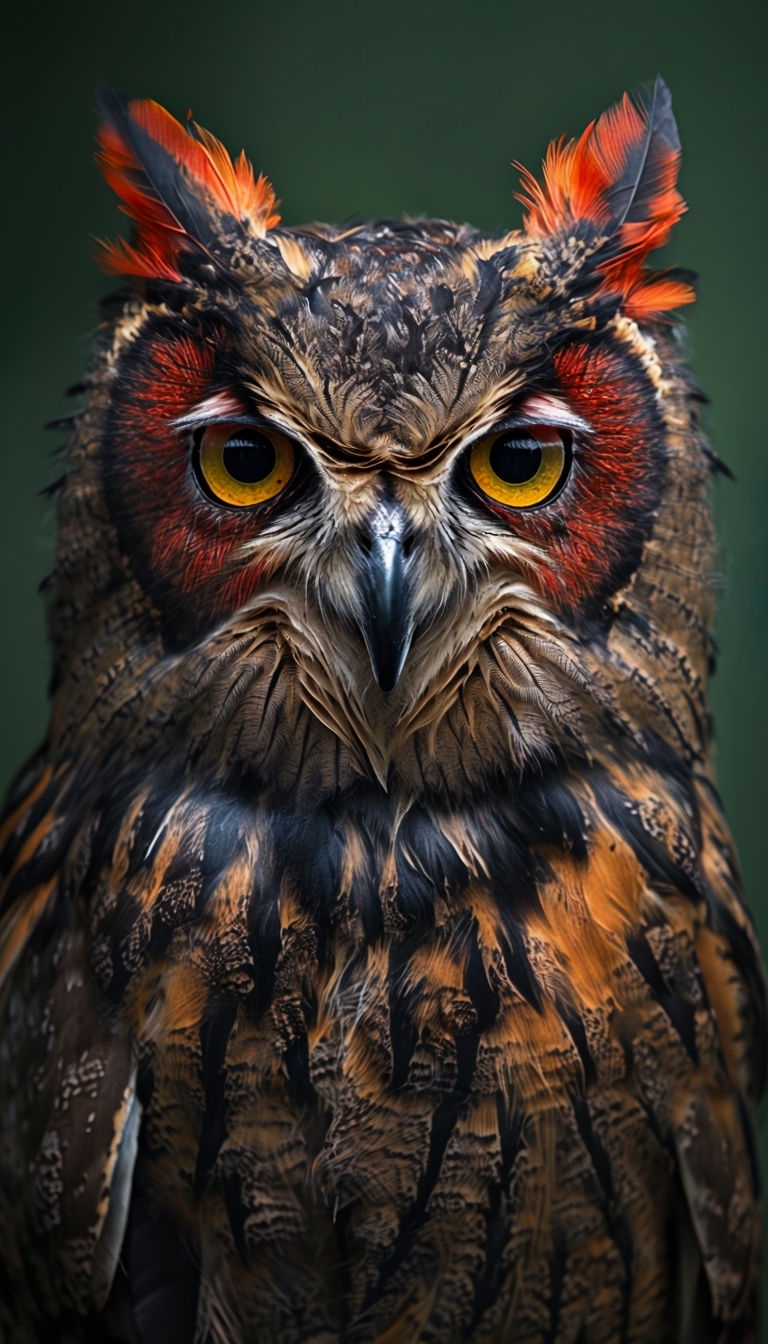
[94,84,280,281]
[516,78,694,318]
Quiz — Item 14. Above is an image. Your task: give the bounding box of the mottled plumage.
[0,80,764,1343]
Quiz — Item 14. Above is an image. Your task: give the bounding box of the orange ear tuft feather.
[517,79,694,318]
[95,85,280,281]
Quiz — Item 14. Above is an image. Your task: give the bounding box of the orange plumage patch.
[517,79,694,318]
[95,87,280,280]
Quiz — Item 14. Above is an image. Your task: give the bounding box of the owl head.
[48,80,712,802]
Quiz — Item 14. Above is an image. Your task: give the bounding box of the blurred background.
[1,0,765,1313]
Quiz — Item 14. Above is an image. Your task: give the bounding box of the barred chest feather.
[2,731,761,1342]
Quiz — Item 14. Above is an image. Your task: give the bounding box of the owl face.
[50,81,710,800]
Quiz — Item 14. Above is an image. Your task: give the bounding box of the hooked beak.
[356,498,415,692]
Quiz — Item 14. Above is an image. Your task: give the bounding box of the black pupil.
[222,432,276,482]
[489,433,545,484]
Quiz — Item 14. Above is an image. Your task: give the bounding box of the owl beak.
[356,499,415,692]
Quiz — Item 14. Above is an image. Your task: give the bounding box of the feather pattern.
[95,83,279,280]
[0,81,763,1343]
[516,77,695,316]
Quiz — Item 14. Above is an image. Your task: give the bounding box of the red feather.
[95,90,280,280]
[516,80,694,318]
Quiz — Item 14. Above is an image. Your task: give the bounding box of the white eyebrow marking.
[172,391,246,430]
[517,393,592,434]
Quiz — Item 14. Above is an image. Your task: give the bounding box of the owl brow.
[171,394,317,450]
[172,392,247,430]
[515,394,593,435]
[453,394,593,454]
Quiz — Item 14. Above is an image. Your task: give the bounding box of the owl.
[0,77,764,1344]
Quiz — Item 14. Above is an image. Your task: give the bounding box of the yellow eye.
[195,423,295,507]
[469,426,571,508]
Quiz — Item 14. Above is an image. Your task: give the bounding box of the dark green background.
[1,0,765,1318]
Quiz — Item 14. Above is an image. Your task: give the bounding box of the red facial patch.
[104,321,283,643]
[477,341,664,611]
